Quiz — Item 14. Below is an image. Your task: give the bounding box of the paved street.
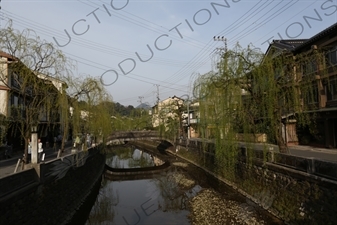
[189,138,337,162]
[288,145,337,162]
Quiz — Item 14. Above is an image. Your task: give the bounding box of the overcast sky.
[3,0,337,107]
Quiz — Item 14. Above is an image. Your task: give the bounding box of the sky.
[2,0,337,107]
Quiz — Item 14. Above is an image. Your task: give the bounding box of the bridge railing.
[107,130,176,144]
[108,131,159,138]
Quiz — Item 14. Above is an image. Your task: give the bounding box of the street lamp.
[31,125,37,133]
[31,125,38,164]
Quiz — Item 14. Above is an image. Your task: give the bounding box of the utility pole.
[138,96,144,117]
[153,84,160,127]
[187,101,190,139]
[213,36,227,73]
[213,36,227,53]
[154,84,160,106]
[138,96,144,105]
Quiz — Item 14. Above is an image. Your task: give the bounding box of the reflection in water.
[87,170,200,225]
[66,176,103,225]
[86,146,198,224]
[83,146,284,225]
[153,169,201,213]
[86,180,119,225]
[106,146,160,169]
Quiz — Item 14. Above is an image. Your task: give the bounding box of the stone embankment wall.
[178,141,337,225]
[0,147,106,225]
[135,140,337,225]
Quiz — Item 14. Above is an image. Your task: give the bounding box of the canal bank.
[126,141,284,225]
[130,140,337,225]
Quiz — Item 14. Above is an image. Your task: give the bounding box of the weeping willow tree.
[0,24,73,163]
[64,75,113,149]
[0,24,113,161]
[193,43,322,179]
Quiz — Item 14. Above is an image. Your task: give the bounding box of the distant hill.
[111,102,152,116]
[136,103,152,109]
[113,102,135,116]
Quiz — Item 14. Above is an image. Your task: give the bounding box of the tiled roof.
[264,23,337,56]
[264,39,308,59]
[0,51,15,60]
[272,39,308,50]
[294,22,337,52]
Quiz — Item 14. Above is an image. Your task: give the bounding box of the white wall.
[0,57,9,116]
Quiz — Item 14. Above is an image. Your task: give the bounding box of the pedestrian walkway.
[287,145,337,162]
[0,142,74,178]
[288,144,337,153]
[189,138,337,162]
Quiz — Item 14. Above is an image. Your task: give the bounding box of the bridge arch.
[106,131,174,146]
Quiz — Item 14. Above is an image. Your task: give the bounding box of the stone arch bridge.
[106,130,174,145]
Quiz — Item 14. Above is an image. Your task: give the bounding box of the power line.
[99,0,305,105]
[226,0,300,46]
[0,12,192,92]
[77,0,207,49]
[253,0,319,44]
[155,0,269,87]
[2,9,206,67]
[158,0,300,90]
[3,1,305,107]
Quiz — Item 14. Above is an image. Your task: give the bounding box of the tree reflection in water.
[106,146,156,169]
[86,181,119,225]
[128,149,155,168]
[87,146,202,224]
[153,168,201,213]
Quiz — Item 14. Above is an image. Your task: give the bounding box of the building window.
[303,85,318,104]
[10,94,24,107]
[11,94,19,106]
[326,80,337,101]
[11,73,21,89]
[302,60,318,76]
[326,47,337,66]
